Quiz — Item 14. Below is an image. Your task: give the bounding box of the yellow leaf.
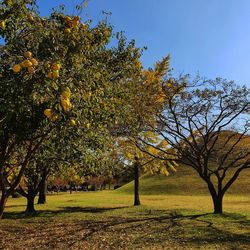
[60,97,72,111]
[12,64,22,73]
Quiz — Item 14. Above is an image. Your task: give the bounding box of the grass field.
[1,167,249,249]
[1,190,249,250]
[118,166,250,196]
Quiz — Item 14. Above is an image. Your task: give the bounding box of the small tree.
[16,129,75,213]
[17,159,48,214]
[118,132,178,206]
[110,56,182,206]
[141,77,250,214]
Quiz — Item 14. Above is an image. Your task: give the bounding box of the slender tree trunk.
[134,161,140,206]
[25,186,36,215]
[38,178,47,204]
[0,169,9,219]
[70,182,72,194]
[0,193,7,219]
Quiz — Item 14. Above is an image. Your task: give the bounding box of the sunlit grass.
[5,191,250,216]
[118,167,250,196]
[1,191,249,249]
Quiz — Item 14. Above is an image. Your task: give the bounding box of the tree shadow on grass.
[220,212,250,227]
[75,210,250,248]
[1,208,250,249]
[54,210,250,248]
[3,205,131,219]
[176,218,250,249]
[133,211,250,249]
[5,204,26,208]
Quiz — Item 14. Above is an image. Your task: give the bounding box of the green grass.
[1,167,250,249]
[1,191,250,249]
[117,166,250,196]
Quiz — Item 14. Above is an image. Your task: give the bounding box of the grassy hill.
[117,165,250,196]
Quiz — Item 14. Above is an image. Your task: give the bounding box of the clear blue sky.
[37,0,250,86]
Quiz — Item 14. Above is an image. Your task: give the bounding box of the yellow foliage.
[125,152,133,160]
[142,131,159,144]
[60,97,72,111]
[27,66,35,74]
[0,20,6,29]
[155,95,165,104]
[48,70,59,79]
[12,64,22,73]
[72,17,80,27]
[21,59,33,68]
[141,57,171,110]
[86,123,91,129]
[157,140,169,149]
[172,161,178,167]
[27,13,34,22]
[44,109,52,118]
[95,72,101,79]
[52,70,60,79]
[44,109,58,121]
[64,28,71,34]
[24,51,32,58]
[192,129,203,137]
[61,88,71,99]
[166,161,177,172]
[70,119,76,126]
[160,167,170,176]
[64,16,72,24]
[51,63,61,71]
[30,58,38,66]
[47,72,53,79]
[50,115,58,122]
[148,146,158,155]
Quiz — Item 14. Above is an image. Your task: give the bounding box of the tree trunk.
[38,178,47,204]
[0,172,8,219]
[134,162,141,206]
[206,180,224,214]
[211,193,223,214]
[70,182,72,194]
[0,193,7,219]
[25,186,36,215]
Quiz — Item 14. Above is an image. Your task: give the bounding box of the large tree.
[0,0,144,218]
[140,77,250,214]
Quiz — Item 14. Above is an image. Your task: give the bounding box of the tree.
[16,128,76,213]
[0,0,144,218]
[37,168,47,204]
[142,77,250,214]
[118,131,177,206]
[115,56,179,206]
[17,158,47,214]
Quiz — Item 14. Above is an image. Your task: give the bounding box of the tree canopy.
[0,0,155,218]
[139,77,250,213]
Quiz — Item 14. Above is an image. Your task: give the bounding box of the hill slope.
[117,165,250,196]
